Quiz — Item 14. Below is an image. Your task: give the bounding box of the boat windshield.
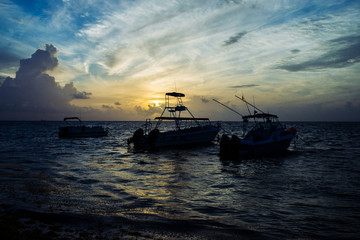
[252,120,283,131]
[242,115,284,138]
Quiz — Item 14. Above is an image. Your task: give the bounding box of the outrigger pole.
[212,99,243,117]
[235,95,265,114]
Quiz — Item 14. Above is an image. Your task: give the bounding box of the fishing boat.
[214,95,297,159]
[58,117,108,138]
[128,92,220,150]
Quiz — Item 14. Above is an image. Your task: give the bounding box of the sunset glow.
[0,0,359,121]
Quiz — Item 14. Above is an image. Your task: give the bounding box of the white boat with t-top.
[128,92,220,150]
[214,95,297,159]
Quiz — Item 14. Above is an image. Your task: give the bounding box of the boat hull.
[220,131,295,159]
[154,126,220,148]
[59,126,108,138]
[129,125,220,150]
[241,137,293,156]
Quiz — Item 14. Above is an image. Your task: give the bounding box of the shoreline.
[0,205,265,240]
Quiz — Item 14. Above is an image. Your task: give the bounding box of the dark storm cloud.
[229,84,259,88]
[223,31,247,46]
[277,35,360,72]
[73,90,92,99]
[275,100,360,121]
[16,44,58,79]
[0,44,93,120]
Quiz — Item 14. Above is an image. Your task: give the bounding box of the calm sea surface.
[0,121,359,239]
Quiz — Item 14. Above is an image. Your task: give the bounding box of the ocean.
[0,121,359,239]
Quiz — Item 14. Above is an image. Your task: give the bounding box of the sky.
[0,0,359,121]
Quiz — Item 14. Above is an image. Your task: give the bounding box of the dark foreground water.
[0,121,359,239]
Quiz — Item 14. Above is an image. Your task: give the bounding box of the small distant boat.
[128,92,220,150]
[214,95,297,159]
[58,117,108,138]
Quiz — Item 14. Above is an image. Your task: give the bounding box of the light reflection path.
[0,121,359,239]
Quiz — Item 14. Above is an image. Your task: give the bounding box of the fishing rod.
[235,95,265,114]
[212,99,244,117]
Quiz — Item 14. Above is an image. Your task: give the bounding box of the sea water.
[0,121,359,239]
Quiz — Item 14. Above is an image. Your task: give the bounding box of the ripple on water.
[0,121,360,239]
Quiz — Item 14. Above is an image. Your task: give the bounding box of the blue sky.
[0,0,359,121]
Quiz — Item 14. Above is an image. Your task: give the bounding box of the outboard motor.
[128,128,144,148]
[220,134,230,158]
[289,126,297,135]
[148,129,160,150]
[230,135,242,158]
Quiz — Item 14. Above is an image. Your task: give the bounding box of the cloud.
[114,102,121,106]
[201,97,209,103]
[102,104,114,109]
[0,44,96,120]
[223,31,247,46]
[1,1,359,121]
[276,35,360,72]
[16,44,58,79]
[229,84,259,89]
[290,49,300,54]
[135,104,163,117]
[73,90,92,99]
[274,100,360,121]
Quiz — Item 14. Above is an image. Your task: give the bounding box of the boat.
[58,117,108,138]
[215,95,297,159]
[128,92,220,150]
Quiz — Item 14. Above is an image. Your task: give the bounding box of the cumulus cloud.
[73,90,92,99]
[277,35,360,72]
[0,44,95,120]
[102,104,114,109]
[135,104,163,117]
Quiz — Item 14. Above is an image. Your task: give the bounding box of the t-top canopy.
[64,117,82,122]
[166,92,185,97]
[242,113,278,120]
[155,117,209,121]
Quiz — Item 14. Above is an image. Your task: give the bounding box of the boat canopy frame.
[242,113,278,120]
[154,92,210,131]
[63,117,85,126]
[241,113,285,138]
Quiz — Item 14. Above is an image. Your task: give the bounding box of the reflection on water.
[0,121,359,239]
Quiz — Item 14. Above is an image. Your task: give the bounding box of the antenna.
[242,93,251,115]
[235,95,265,114]
[253,96,255,113]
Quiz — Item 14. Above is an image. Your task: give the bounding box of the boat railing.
[63,117,85,127]
[152,92,216,131]
[144,119,152,135]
